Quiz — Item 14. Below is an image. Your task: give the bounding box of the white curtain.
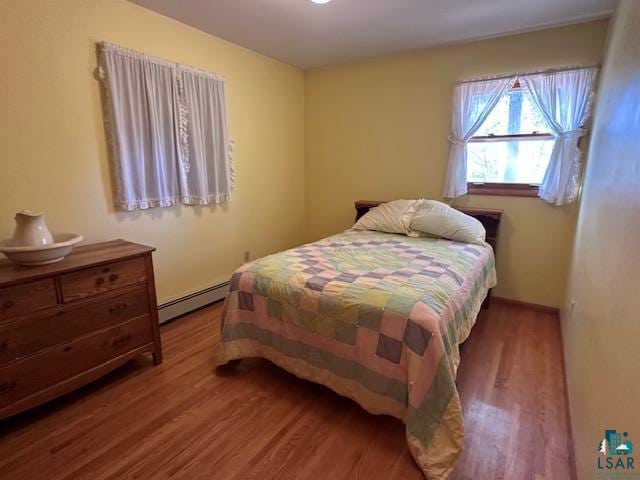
[443,77,515,198]
[100,44,181,210]
[522,68,598,205]
[99,42,233,211]
[178,67,233,204]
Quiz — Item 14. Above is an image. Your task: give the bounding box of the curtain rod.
[455,64,600,85]
[97,41,225,81]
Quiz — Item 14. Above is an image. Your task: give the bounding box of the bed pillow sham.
[353,199,420,235]
[410,200,486,244]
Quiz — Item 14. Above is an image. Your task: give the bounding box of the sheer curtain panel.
[99,44,181,211]
[522,68,598,205]
[442,77,515,198]
[178,67,233,205]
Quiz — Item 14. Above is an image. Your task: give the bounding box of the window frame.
[466,181,540,197]
[466,80,553,197]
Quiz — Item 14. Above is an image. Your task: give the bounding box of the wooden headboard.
[354,200,503,251]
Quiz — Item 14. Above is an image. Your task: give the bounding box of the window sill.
[467,183,539,197]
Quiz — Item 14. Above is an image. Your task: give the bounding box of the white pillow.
[353,199,420,235]
[410,200,486,244]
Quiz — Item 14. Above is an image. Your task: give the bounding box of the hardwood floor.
[0,301,573,479]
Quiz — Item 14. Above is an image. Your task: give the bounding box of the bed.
[213,200,501,479]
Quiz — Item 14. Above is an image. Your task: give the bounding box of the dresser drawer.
[0,286,150,365]
[59,258,146,302]
[0,315,152,408]
[0,279,57,322]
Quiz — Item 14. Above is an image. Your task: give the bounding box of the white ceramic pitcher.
[11,211,54,246]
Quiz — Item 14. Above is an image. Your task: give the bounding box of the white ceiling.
[129,0,616,69]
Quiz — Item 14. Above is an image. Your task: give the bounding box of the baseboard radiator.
[157,281,230,324]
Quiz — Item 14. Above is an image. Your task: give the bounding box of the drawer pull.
[102,267,110,274]
[0,341,7,353]
[113,335,132,348]
[96,277,105,286]
[3,300,14,309]
[0,381,16,395]
[109,303,128,314]
[109,274,119,282]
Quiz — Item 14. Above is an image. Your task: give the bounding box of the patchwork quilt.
[214,229,497,479]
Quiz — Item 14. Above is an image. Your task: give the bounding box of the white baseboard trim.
[157,281,230,324]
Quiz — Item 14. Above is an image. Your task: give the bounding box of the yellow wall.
[0,0,305,304]
[1,7,633,474]
[0,3,612,311]
[563,2,640,478]
[305,20,609,308]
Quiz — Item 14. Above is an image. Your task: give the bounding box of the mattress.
[214,229,497,479]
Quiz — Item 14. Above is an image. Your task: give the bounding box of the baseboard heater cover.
[157,281,230,323]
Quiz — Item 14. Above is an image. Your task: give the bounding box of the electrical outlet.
[243,250,251,263]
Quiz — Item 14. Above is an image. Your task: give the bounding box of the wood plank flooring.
[0,301,573,479]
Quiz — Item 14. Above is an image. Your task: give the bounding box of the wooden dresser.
[0,240,162,419]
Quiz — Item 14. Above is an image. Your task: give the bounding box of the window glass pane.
[466,139,554,184]
[474,88,551,136]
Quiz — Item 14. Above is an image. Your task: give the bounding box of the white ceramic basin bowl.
[0,233,84,266]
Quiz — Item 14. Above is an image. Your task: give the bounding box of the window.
[466,80,553,196]
[99,42,233,211]
[443,68,598,204]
